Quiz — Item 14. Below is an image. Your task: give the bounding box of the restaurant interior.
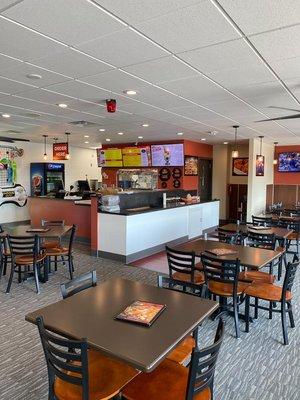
[0,1,300,399]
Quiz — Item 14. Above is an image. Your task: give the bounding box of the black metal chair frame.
[278,218,300,256]
[166,246,200,284]
[61,270,97,299]
[245,256,299,345]
[216,228,240,245]
[36,316,89,400]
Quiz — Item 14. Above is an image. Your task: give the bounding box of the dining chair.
[244,256,299,345]
[252,215,273,227]
[36,316,139,400]
[278,218,300,256]
[6,235,46,294]
[45,224,76,280]
[216,228,240,244]
[166,246,205,286]
[0,227,10,280]
[122,318,224,400]
[60,270,97,299]
[201,252,249,338]
[41,219,65,249]
[157,275,203,366]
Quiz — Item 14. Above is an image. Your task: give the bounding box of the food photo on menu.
[115,300,166,327]
[151,144,184,166]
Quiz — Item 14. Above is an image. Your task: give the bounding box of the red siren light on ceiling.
[106,99,117,113]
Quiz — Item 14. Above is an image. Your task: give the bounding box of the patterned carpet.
[0,247,299,400]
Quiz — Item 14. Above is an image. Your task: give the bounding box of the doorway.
[198,158,212,202]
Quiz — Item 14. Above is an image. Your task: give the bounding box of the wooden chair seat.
[46,247,69,256]
[54,349,139,400]
[15,253,46,265]
[239,270,275,284]
[42,240,60,249]
[208,280,250,297]
[167,336,195,364]
[122,358,211,400]
[244,283,292,302]
[287,232,299,241]
[172,270,205,285]
[275,246,286,253]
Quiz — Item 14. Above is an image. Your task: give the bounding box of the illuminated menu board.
[151,144,184,166]
[122,146,151,167]
[97,148,123,167]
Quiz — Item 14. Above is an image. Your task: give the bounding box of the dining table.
[175,238,284,270]
[25,277,218,372]
[220,223,293,241]
[0,224,72,239]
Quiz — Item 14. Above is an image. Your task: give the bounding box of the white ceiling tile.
[3,0,125,46]
[31,48,114,78]
[251,25,300,62]
[135,1,239,53]
[0,0,23,12]
[0,76,36,94]
[132,86,190,109]
[272,57,300,80]
[0,17,66,60]
[94,0,203,24]
[218,0,300,36]
[122,56,198,84]
[0,53,22,70]
[16,88,77,104]
[77,28,168,67]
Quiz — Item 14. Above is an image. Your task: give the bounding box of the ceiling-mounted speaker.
[106,99,117,113]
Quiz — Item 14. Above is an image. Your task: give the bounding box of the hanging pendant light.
[257,136,264,162]
[232,125,239,158]
[273,141,278,165]
[42,134,48,160]
[65,132,71,160]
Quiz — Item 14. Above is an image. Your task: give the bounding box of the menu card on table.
[206,248,238,256]
[115,300,166,327]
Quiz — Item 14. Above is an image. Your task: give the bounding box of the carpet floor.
[0,248,299,400]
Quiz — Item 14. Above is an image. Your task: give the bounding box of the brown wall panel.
[273,185,297,208]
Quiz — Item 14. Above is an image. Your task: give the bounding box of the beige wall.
[212,144,228,220]
[0,142,100,223]
[247,138,274,221]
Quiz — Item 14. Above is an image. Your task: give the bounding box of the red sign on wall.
[53,143,68,160]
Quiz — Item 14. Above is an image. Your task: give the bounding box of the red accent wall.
[274,145,300,184]
[101,140,212,191]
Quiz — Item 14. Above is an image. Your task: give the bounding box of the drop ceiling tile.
[0,76,37,94]
[0,53,22,70]
[122,56,198,84]
[131,86,190,109]
[0,0,22,12]
[218,0,300,36]
[4,0,125,46]
[251,25,300,62]
[0,63,70,86]
[135,1,239,53]
[32,48,114,78]
[271,57,300,80]
[0,17,66,61]
[77,28,168,67]
[16,88,77,104]
[165,105,235,126]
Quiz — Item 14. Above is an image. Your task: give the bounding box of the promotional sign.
[97,148,123,167]
[151,144,184,167]
[232,157,249,176]
[122,146,151,167]
[53,143,68,160]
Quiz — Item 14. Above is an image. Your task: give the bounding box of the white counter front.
[97,201,219,263]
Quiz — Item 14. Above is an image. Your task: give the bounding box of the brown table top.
[25,277,218,372]
[175,239,283,269]
[0,224,72,239]
[220,223,293,239]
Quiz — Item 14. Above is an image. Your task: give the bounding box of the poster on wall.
[232,157,248,176]
[184,156,198,175]
[151,144,184,166]
[122,146,151,167]
[53,143,68,160]
[97,148,123,167]
[256,156,265,176]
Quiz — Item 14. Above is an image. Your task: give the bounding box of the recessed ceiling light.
[177,132,184,136]
[117,132,124,136]
[210,131,218,136]
[84,135,89,138]
[223,141,229,144]
[58,103,68,108]
[142,123,149,127]
[99,128,106,132]
[105,138,111,142]
[84,141,89,144]
[26,73,42,80]
[138,136,143,139]
[124,90,137,95]
[1,113,10,118]
[201,138,206,141]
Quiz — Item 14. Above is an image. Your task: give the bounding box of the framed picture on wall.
[256,155,265,176]
[184,156,198,175]
[232,157,248,176]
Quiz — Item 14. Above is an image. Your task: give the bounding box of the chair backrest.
[217,228,238,244]
[36,316,89,400]
[185,318,225,400]
[278,218,300,232]
[0,225,3,233]
[41,220,65,227]
[281,256,299,301]
[201,252,240,296]
[61,270,97,299]
[247,231,275,250]
[7,234,39,259]
[166,246,196,282]
[157,275,203,297]
[252,215,273,227]
[284,209,300,217]
[67,225,77,254]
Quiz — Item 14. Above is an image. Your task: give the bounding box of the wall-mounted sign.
[184,156,198,176]
[97,148,123,167]
[256,156,265,176]
[232,157,249,176]
[53,143,68,160]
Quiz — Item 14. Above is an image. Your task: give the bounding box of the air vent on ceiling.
[69,120,98,127]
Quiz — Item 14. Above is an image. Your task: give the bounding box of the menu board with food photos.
[184,156,198,175]
[97,148,123,167]
[122,146,151,167]
[151,144,184,166]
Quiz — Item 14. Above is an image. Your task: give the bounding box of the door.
[198,159,212,202]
